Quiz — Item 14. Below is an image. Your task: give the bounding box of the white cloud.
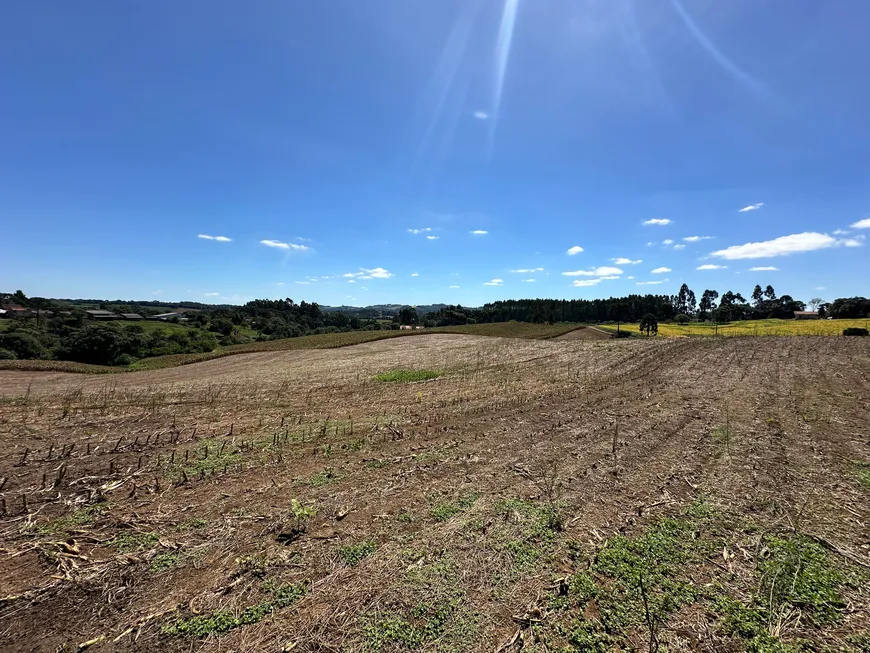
[342,268,393,279]
[203,292,220,296]
[566,245,584,255]
[260,239,310,251]
[198,234,232,242]
[473,111,489,120]
[470,230,488,235]
[697,264,726,270]
[683,236,713,242]
[643,218,671,226]
[636,279,668,285]
[843,237,864,247]
[347,279,356,283]
[151,290,163,295]
[408,227,433,234]
[651,267,671,274]
[738,203,764,212]
[612,258,642,265]
[815,286,825,290]
[646,241,656,246]
[749,266,778,271]
[483,278,504,286]
[426,235,440,240]
[673,244,686,250]
[851,218,870,229]
[521,278,535,282]
[832,229,849,235]
[449,285,460,289]
[627,276,635,280]
[294,281,310,285]
[599,275,621,280]
[572,279,602,287]
[710,232,852,259]
[411,272,419,277]
[562,266,623,277]
[662,239,674,245]
[510,267,544,273]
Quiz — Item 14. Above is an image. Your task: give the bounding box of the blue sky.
[2,1,868,307]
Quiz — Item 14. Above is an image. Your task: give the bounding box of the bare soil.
[1,334,868,652]
[551,326,612,341]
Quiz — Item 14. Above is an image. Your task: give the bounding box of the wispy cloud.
[203,292,220,296]
[636,279,668,285]
[449,285,460,289]
[651,267,671,274]
[411,272,419,277]
[470,230,488,235]
[738,203,764,213]
[562,266,623,277]
[294,281,310,285]
[573,279,603,287]
[643,218,671,226]
[566,245,584,255]
[343,267,393,279]
[710,232,859,259]
[151,290,163,296]
[198,234,232,242]
[683,236,713,242]
[673,244,686,250]
[408,227,433,235]
[483,278,504,286]
[521,278,535,282]
[260,239,310,251]
[749,266,778,271]
[697,264,726,270]
[510,267,544,273]
[843,236,865,247]
[646,241,656,246]
[662,239,674,245]
[473,111,489,120]
[426,235,440,240]
[850,218,870,229]
[612,258,642,265]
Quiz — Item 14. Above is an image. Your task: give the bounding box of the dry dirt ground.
[1,334,869,652]
[550,326,611,341]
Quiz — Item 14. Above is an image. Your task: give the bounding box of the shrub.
[0,348,17,360]
[843,327,869,336]
[612,330,632,339]
[0,331,48,359]
[675,314,690,324]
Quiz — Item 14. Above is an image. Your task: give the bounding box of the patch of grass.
[757,534,845,627]
[339,540,377,566]
[396,510,415,523]
[289,498,317,520]
[429,492,479,522]
[362,553,477,652]
[33,504,107,535]
[489,498,566,573]
[176,517,208,532]
[854,461,870,489]
[161,581,308,638]
[150,546,208,573]
[374,369,442,383]
[295,468,341,487]
[366,458,392,469]
[111,531,160,553]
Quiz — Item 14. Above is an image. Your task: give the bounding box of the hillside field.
[1,332,868,652]
[599,317,870,337]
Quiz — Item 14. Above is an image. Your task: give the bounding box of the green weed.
[339,540,377,566]
[854,461,870,489]
[374,369,441,383]
[429,493,478,522]
[295,468,341,487]
[161,581,308,638]
[111,531,160,553]
[33,504,107,535]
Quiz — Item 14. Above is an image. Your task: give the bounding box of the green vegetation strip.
[374,369,441,383]
[161,581,308,638]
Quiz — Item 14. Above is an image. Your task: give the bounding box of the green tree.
[0,332,47,359]
[11,289,29,307]
[764,285,776,301]
[398,307,419,326]
[752,284,764,307]
[808,297,823,311]
[639,313,658,336]
[698,289,719,321]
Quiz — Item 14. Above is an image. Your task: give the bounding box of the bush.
[0,348,17,360]
[0,332,48,360]
[675,314,690,324]
[843,327,869,337]
[612,330,632,339]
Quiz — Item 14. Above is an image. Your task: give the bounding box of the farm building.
[793,311,819,320]
[85,309,120,320]
[120,313,144,321]
[149,311,189,322]
[0,305,31,318]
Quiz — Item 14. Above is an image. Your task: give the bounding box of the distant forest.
[1,286,867,366]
